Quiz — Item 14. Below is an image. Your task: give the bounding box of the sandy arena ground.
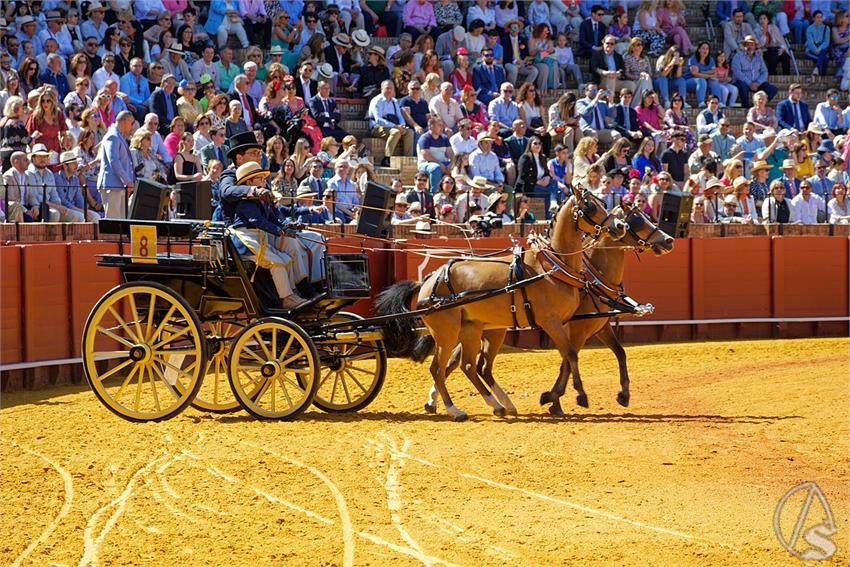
[1,337,848,567]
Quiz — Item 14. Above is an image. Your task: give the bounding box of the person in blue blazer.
[97,111,137,218]
[775,84,812,132]
[472,48,506,106]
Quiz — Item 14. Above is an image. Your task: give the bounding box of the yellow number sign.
[130,225,158,264]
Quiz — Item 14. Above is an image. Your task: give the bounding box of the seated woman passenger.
[229,161,309,310]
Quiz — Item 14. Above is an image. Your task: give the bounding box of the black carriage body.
[95,219,372,326]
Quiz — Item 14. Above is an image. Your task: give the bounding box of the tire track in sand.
[3,438,74,567]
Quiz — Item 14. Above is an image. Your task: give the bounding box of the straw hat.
[60,151,77,164]
[167,43,184,55]
[750,160,771,174]
[269,45,284,55]
[17,15,36,27]
[723,194,738,206]
[30,143,51,156]
[236,161,270,185]
[411,220,433,235]
[367,45,386,60]
[317,63,334,79]
[733,176,750,189]
[740,35,758,47]
[408,201,422,212]
[351,29,370,47]
[87,2,107,13]
[395,194,409,206]
[332,33,352,49]
[705,180,725,193]
[781,159,796,169]
[295,185,318,199]
[452,25,466,41]
[487,191,507,212]
[45,11,64,22]
[476,131,495,145]
[468,176,493,191]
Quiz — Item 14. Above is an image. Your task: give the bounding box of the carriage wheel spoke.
[114,363,140,399]
[346,351,378,362]
[153,356,197,387]
[318,368,334,388]
[278,376,295,407]
[339,371,352,403]
[281,366,311,375]
[277,335,295,362]
[93,350,132,361]
[144,293,157,341]
[97,326,136,349]
[148,305,177,344]
[347,364,377,376]
[241,347,266,364]
[107,306,139,342]
[343,369,368,394]
[96,358,134,382]
[151,363,185,399]
[280,349,306,368]
[330,373,339,403]
[256,332,273,361]
[147,365,162,412]
[133,361,144,410]
[128,294,144,344]
[271,328,277,360]
[152,325,192,349]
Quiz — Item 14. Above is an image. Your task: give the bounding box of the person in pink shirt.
[403,0,437,42]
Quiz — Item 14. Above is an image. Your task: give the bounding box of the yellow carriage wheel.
[82,282,206,422]
[313,312,387,412]
[227,317,319,420]
[191,321,243,413]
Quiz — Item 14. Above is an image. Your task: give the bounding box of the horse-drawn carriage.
[83,190,673,422]
[83,218,388,422]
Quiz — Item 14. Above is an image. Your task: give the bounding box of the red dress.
[287,97,322,154]
[25,115,67,155]
[449,69,473,96]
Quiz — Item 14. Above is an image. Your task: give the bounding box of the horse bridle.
[622,206,662,250]
[572,189,621,239]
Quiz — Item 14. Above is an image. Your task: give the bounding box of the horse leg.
[458,323,506,416]
[426,343,462,413]
[538,320,587,415]
[424,314,468,421]
[595,323,630,407]
[477,329,517,415]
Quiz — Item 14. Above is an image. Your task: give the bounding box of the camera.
[470,214,503,237]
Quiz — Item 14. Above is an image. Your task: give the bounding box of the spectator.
[528,24,557,95]
[26,89,66,155]
[654,46,687,108]
[161,43,192,84]
[309,80,348,142]
[737,122,766,174]
[578,5,607,59]
[129,129,168,183]
[455,175,491,222]
[778,158,803,198]
[548,92,582,154]
[690,195,711,223]
[97,110,136,218]
[504,119,530,163]
[806,10,831,76]
[215,48,241,92]
[359,47,390,99]
[368,80,414,167]
[458,86,489,131]
[553,32,583,90]
[713,51,739,108]
[39,54,69,101]
[731,35,777,107]
[171,131,204,182]
[449,48,474,95]
[572,135,609,187]
[686,41,723,108]
[711,119,737,162]
[92,53,119,93]
[747,90,778,133]
[517,83,550,155]
[633,0,666,56]
[415,116,453,191]
[612,88,642,145]
[664,94,696,151]
[0,96,30,171]
[163,116,187,158]
[207,0,250,49]
[719,192,752,223]
[623,38,653,106]
[808,159,835,200]
[813,89,846,137]
[176,81,203,125]
[632,137,662,178]
[754,12,791,76]
[635,90,666,150]
[151,75,179,135]
[658,0,693,55]
[403,0,438,42]
[827,182,850,223]
[722,8,754,57]
[433,175,458,212]
[469,131,505,188]
[792,142,815,179]
[832,11,850,68]
[501,19,540,87]
[576,83,618,145]
[791,179,826,222]
[327,159,359,222]
[406,171,437,218]
[472,46,505,106]
[776,83,812,132]
[661,131,689,186]
[608,11,632,55]
[604,138,632,172]
[450,119,478,155]
[400,79,430,139]
[590,35,635,96]
[119,58,151,125]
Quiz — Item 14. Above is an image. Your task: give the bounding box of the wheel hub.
[261,360,281,379]
[129,344,153,363]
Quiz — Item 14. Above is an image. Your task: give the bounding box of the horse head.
[572,187,628,240]
[618,201,675,256]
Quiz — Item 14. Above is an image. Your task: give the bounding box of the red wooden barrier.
[21,243,71,361]
[0,246,23,364]
[68,242,121,358]
[772,236,849,317]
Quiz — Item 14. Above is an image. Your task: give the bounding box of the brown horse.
[376,189,628,421]
[440,204,674,416]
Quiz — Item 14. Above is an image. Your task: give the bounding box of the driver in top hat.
[219,131,327,297]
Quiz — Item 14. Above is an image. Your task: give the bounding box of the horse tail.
[411,335,435,363]
[374,281,426,359]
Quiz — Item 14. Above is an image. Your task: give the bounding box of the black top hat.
[227,131,262,159]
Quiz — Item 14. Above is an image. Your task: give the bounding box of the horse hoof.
[493,406,506,417]
[424,403,436,414]
[506,407,518,416]
[548,405,565,417]
[617,392,630,407]
[539,391,553,405]
[576,394,589,408]
[452,411,469,422]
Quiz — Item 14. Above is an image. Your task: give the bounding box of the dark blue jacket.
[776,98,812,131]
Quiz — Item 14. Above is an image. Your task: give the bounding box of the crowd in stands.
[0,0,849,230]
